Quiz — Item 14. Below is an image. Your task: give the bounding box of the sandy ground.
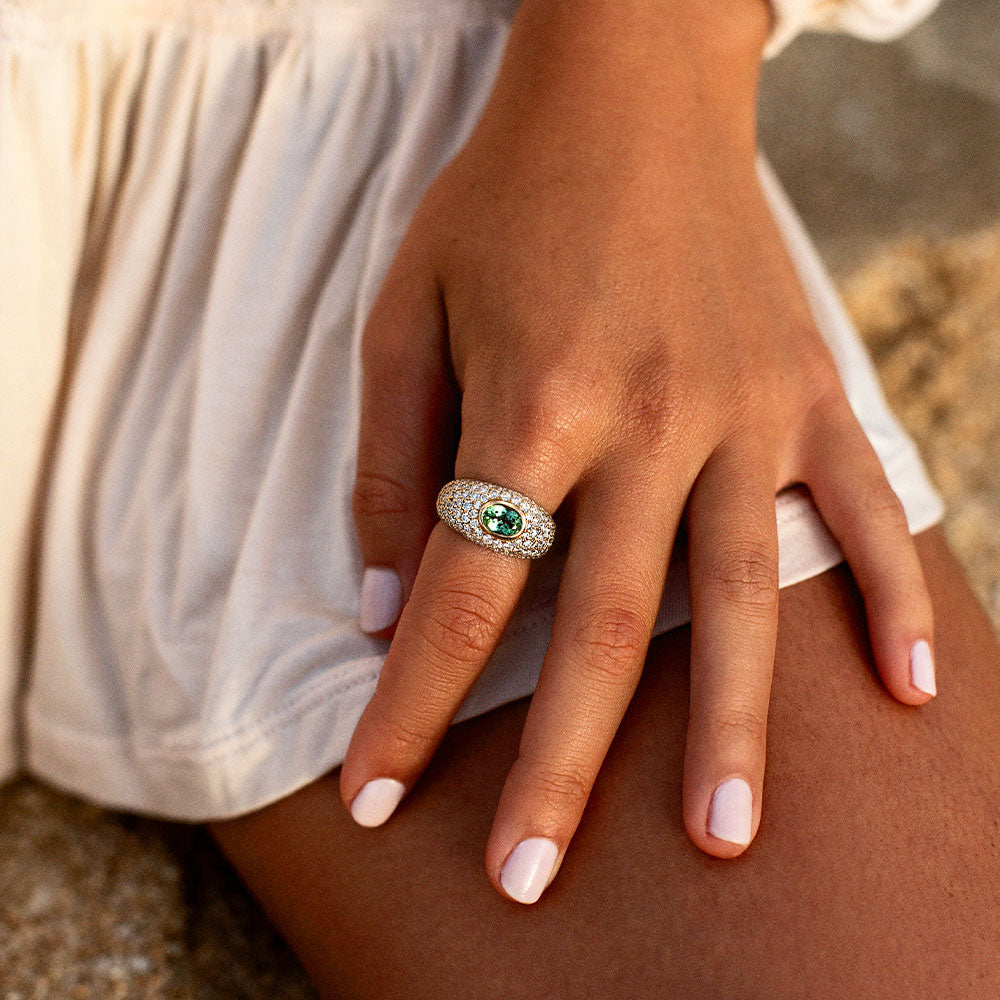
[843,227,1000,625]
[1,0,997,995]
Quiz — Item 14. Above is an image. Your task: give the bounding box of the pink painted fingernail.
[350,778,406,827]
[359,567,403,633]
[910,640,936,696]
[500,837,559,904]
[708,777,753,846]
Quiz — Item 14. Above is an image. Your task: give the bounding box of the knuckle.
[416,586,505,664]
[708,544,779,615]
[796,350,842,406]
[515,370,596,456]
[353,469,412,522]
[808,366,842,407]
[618,351,694,451]
[524,366,598,427]
[461,366,597,479]
[516,418,582,479]
[707,704,768,747]
[570,603,650,676]
[862,481,908,528]
[802,375,852,431]
[526,759,593,814]
[367,699,439,760]
[382,715,436,759]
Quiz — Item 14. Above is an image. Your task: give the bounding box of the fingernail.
[350,778,406,827]
[707,777,753,846]
[359,567,403,633]
[500,837,559,904]
[910,639,936,696]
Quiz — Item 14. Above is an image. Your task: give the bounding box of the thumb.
[353,258,457,636]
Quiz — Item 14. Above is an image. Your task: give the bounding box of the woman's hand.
[340,0,935,903]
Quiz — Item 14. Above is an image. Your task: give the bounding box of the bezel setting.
[477,498,526,540]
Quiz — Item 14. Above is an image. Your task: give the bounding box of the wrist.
[511,0,772,76]
[488,0,770,158]
[667,0,774,63]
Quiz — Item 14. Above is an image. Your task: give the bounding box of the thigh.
[210,527,1000,1000]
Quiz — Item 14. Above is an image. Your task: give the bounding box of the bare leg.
[211,527,1000,999]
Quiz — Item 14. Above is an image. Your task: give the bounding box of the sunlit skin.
[337,0,935,904]
[212,527,1000,999]
[207,1,1000,995]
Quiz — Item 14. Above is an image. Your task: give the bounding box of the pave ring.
[436,478,556,559]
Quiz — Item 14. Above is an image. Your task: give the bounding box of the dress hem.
[21,442,945,822]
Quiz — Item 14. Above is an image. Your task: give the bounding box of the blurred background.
[760,0,1000,627]
[0,0,997,995]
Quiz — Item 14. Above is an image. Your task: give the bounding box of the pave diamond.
[435,479,556,560]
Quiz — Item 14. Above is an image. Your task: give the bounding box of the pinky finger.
[799,394,936,705]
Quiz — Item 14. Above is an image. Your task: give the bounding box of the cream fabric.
[765,0,943,56]
[1,0,943,820]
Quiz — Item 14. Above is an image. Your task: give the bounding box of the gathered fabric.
[0,0,942,820]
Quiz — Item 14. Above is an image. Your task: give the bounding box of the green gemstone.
[480,501,523,538]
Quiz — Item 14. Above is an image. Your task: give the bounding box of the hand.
[341,0,935,904]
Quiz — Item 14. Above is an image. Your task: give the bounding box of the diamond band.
[436,479,556,559]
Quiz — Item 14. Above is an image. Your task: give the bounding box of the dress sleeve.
[764,0,943,58]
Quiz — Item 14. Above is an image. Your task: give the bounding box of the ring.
[436,478,556,559]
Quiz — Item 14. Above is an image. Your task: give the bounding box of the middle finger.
[485,463,686,904]
[682,439,779,858]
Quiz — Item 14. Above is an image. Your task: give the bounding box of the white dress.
[0,0,944,820]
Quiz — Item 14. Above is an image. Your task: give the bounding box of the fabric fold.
[0,0,946,819]
[765,0,942,57]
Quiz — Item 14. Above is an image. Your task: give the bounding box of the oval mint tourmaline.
[479,501,523,538]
